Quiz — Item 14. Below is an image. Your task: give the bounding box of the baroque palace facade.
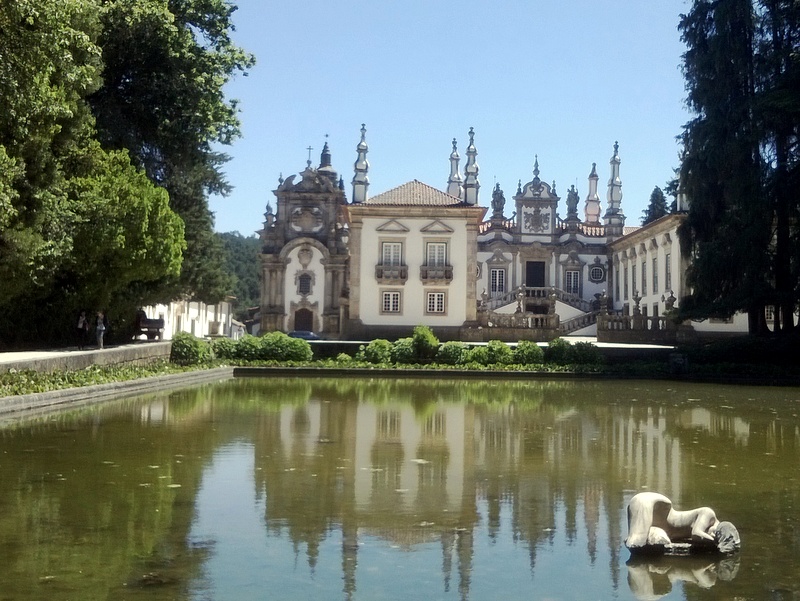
[258,126,746,341]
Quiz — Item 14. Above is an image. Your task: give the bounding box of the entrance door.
[294,308,313,332]
[525,261,545,287]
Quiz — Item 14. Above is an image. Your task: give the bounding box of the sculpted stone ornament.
[625,492,740,556]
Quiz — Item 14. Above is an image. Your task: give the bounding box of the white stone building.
[260,126,747,341]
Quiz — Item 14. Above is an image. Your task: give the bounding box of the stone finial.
[463,127,480,205]
[447,137,463,199]
[352,124,369,203]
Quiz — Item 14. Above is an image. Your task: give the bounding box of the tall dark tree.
[88,0,254,303]
[755,0,800,333]
[641,186,670,225]
[678,0,773,333]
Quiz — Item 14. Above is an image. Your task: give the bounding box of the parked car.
[288,330,320,340]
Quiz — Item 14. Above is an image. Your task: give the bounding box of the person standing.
[95,311,107,349]
[76,310,89,349]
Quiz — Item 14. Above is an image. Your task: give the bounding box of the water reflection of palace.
[245,378,752,600]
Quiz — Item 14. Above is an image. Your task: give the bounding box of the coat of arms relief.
[523,207,550,233]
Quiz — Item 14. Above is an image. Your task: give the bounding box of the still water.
[1,376,799,601]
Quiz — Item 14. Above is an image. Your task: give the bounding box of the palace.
[258,126,747,342]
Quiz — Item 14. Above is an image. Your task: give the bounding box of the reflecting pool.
[1,377,800,600]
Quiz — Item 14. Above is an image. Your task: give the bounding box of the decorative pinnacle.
[306,145,313,168]
[278,172,283,184]
[357,123,367,147]
[468,126,475,145]
[533,155,540,178]
[613,141,619,157]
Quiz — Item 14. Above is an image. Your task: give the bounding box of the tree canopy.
[678,0,799,334]
[641,186,670,226]
[0,0,252,345]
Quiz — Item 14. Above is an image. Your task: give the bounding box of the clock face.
[290,207,324,233]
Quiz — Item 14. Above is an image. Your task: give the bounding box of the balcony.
[375,264,408,284]
[420,265,453,284]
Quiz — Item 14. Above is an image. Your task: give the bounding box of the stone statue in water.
[625,492,740,555]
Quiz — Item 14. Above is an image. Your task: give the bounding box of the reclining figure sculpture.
[625,492,740,555]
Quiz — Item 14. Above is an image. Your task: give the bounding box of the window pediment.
[420,219,454,234]
[376,219,409,232]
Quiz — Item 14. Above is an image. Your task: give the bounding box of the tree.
[755,0,800,334]
[641,186,670,225]
[87,0,254,303]
[0,0,189,345]
[0,0,102,306]
[678,0,800,335]
[678,0,773,333]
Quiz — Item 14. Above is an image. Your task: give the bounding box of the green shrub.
[363,339,393,364]
[284,336,314,361]
[514,340,544,365]
[392,337,416,364]
[336,352,353,363]
[436,341,467,365]
[412,325,439,363]
[466,345,490,365]
[544,337,572,365]
[569,341,603,365]
[259,331,313,361]
[234,335,262,361]
[486,340,514,365]
[210,337,237,360]
[170,332,209,365]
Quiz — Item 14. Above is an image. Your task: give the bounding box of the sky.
[209,0,693,235]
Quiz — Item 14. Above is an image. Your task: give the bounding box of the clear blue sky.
[210,0,692,235]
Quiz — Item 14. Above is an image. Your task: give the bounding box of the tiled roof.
[366,180,465,206]
[623,226,640,236]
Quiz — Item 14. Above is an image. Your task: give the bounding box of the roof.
[365,180,465,207]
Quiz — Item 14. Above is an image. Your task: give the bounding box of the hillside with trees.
[218,232,261,320]
[0,0,253,346]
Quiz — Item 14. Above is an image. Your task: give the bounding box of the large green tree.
[0,0,188,345]
[678,0,800,334]
[756,0,800,334]
[678,0,773,333]
[88,0,254,303]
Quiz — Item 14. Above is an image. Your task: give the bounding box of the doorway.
[294,308,313,332]
[525,261,546,287]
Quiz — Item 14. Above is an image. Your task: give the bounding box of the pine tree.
[678,0,772,333]
[641,186,669,226]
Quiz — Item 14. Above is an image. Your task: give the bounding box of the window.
[652,257,658,293]
[624,266,629,300]
[298,273,312,295]
[589,266,604,283]
[426,242,447,267]
[382,291,401,313]
[426,291,446,314]
[382,242,402,266]
[615,266,620,301]
[641,261,647,296]
[665,253,672,290]
[632,265,637,297]
[765,305,775,321]
[565,270,580,295]
[490,268,506,295]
